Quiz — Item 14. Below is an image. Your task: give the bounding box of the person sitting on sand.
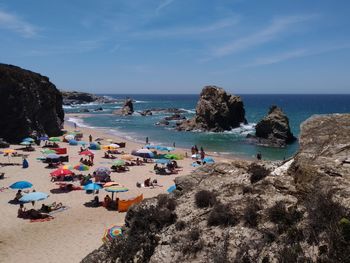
[92,196,100,207]
[104,195,112,207]
[15,190,22,202]
[154,164,159,171]
[41,202,63,213]
[144,178,151,187]
[18,204,28,218]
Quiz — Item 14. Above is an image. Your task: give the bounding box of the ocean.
[64,94,350,160]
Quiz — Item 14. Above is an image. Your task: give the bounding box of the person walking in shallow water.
[146,137,149,144]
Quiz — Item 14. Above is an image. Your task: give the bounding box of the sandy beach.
[0,114,230,263]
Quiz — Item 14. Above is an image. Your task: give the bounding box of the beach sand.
[0,115,232,263]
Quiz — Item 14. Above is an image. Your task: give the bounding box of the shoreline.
[65,113,255,162]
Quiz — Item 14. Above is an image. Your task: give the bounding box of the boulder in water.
[113,98,134,116]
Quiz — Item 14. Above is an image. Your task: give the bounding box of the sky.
[0,0,350,94]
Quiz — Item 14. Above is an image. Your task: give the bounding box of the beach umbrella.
[102,225,122,243]
[20,141,32,146]
[61,164,74,170]
[3,149,15,154]
[79,150,94,156]
[112,160,125,167]
[19,192,48,203]
[104,182,119,187]
[94,167,111,177]
[50,168,73,177]
[39,136,49,141]
[164,154,182,160]
[203,157,215,164]
[120,154,133,161]
[74,164,90,171]
[132,149,154,158]
[46,153,60,159]
[104,185,128,199]
[167,185,176,193]
[22,137,34,143]
[69,139,78,146]
[41,149,56,154]
[191,154,200,159]
[144,145,156,149]
[9,181,33,189]
[49,137,61,142]
[77,141,87,145]
[64,134,75,141]
[156,159,171,164]
[89,143,101,150]
[83,183,102,191]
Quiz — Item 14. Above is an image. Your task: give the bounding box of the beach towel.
[30,217,54,223]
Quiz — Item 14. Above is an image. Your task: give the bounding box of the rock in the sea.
[250,105,296,147]
[164,114,186,121]
[155,120,170,126]
[0,64,64,143]
[83,113,350,263]
[177,86,247,132]
[139,109,153,116]
[61,91,117,105]
[94,107,103,112]
[113,98,134,116]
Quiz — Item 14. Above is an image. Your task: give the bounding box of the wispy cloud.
[244,44,350,67]
[156,0,175,13]
[26,39,104,56]
[210,14,317,59]
[0,10,38,37]
[131,16,240,39]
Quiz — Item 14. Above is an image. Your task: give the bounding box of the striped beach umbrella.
[74,164,89,171]
[102,225,122,243]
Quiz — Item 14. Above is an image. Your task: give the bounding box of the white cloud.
[0,10,38,37]
[156,0,175,13]
[211,14,317,58]
[131,16,240,38]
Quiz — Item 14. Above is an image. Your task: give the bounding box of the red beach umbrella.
[50,168,74,177]
[79,150,95,156]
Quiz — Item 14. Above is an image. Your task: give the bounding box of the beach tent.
[19,192,48,203]
[10,181,33,189]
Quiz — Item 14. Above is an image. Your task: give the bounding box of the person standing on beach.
[74,122,77,129]
[194,145,199,154]
[200,147,205,160]
[146,137,149,144]
[89,134,92,143]
[173,142,176,148]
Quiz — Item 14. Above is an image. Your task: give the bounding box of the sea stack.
[251,105,296,147]
[0,64,64,143]
[177,86,247,132]
[113,98,134,116]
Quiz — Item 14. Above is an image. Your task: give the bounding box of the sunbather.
[40,202,63,213]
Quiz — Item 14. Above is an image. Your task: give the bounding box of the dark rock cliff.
[0,64,64,143]
[177,86,247,132]
[113,98,134,116]
[82,113,350,263]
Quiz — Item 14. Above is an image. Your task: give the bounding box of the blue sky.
[1,0,349,94]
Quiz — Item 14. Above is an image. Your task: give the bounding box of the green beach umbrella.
[41,149,57,154]
[20,141,32,146]
[49,137,61,142]
[112,160,125,167]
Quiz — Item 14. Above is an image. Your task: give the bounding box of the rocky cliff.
[177,86,246,132]
[82,113,350,263]
[249,105,296,147]
[61,91,117,105]
[0,64,64,143]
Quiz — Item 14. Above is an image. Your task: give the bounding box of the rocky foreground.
[0,63,64,143]
[83,113,350,263]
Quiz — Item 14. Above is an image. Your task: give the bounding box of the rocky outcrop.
[83,113,350,263]
[139,109,153,116]
[164,114,186,121]
[177,86,247,132]
[0,64,64,143]
[289,114,350,191]
[61,91,117,105]
[248,105,296,147]
[113,99,134,116]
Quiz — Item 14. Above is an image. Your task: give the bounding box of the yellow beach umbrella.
[3,149,15,154]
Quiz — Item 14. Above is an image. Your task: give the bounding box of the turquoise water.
[65,94,350,160]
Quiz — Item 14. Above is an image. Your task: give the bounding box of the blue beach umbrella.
[69,139,78,146]
[23,137,34,143]
[39,136,49,141]
[202,157,215,164]
[46,153,60,159]
[20,141,32,146]
[10,181,33,189]
[19,192,48,202]
[89,143,101,150]
[167,185,176,193]
[78,141,87,146]
[156,159,171,164]
[83,183,102,191]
